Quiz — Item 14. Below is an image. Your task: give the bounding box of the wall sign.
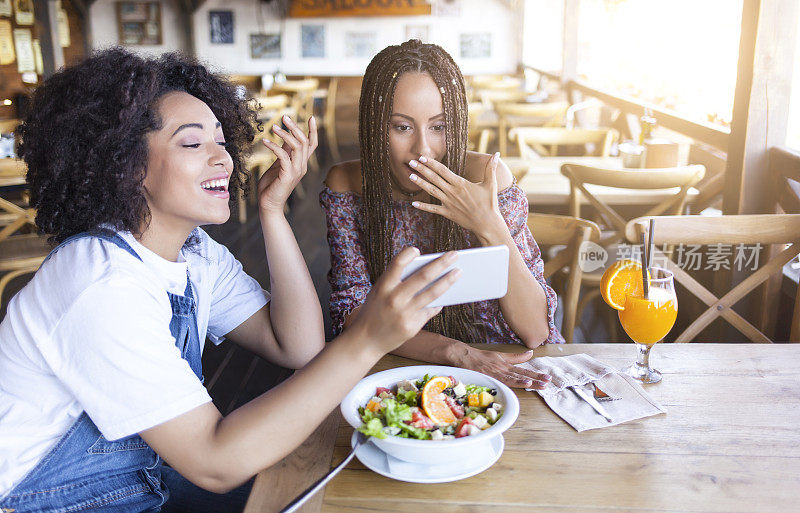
[13,0,33,25]
[0,19,14,65]
[0,0,12,18]
[289,0,431,18]
[13,27,33,72]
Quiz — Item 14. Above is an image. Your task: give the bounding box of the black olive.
[444,388,455,397]
[489,389,497,395]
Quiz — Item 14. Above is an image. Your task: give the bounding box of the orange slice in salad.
[421,376,457,425]
[600,259,645,311]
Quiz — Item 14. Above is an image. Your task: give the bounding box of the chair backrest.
[510,127,619,159]
[562,163,705,244]
[252,94,289,113]
[477,89,531,108]
[528,213,601,343]
[625,214,800,342]
[470,75,523,91]
[496,103,568,156]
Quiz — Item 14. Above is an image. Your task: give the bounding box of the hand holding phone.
[400,245,509,308]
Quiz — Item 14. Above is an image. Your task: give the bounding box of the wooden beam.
[32,0,64,77]
[562,0,579,85]
[723,0,799,215]
[569,80,730,152]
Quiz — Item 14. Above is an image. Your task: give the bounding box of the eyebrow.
[171,121,222,137]
[390,113,445,122]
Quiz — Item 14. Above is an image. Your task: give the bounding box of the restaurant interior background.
[1,0,799,351]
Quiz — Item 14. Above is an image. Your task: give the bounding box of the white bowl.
[341,365,520,464]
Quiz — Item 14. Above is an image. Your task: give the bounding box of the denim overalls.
[1,229,204,512]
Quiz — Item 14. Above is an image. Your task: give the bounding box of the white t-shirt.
[0,228,269,497]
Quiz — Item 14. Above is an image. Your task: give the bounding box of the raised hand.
[408,153,504,239]
[347,247,461,355]
[258,115,318,216]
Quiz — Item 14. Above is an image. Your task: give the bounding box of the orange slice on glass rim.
[421,376,457,425]
[600,259,645,311]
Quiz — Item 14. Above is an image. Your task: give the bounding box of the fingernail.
[412,246,420,255]
[492,152,500,161]
[409,160,418,168]
[310,115,315,124]
[411,201,420,208]
[272,124,281,131]
[524,380,534,388]
[409,173,418,181]
[543,374,552,381]
[419,155,428,163]
[525,350,534,354]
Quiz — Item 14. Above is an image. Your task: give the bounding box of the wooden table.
[244,343,800,513]
[509,156,699,208]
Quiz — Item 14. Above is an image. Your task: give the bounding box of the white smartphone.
[399,245,510,308]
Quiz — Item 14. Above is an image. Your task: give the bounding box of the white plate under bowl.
[351,431,504,484]
[341,365,520,464]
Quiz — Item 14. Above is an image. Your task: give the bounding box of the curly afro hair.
[19,47,257,243]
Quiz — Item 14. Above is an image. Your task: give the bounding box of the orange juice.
[618,288,677,345]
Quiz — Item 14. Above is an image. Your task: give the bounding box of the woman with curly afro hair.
[0,48,460,512]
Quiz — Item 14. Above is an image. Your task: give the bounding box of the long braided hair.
[359,39,482,343]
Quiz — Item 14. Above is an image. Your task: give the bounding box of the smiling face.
[143,91,233,234]
[387,72,447,193]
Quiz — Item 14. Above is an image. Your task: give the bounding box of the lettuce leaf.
[357,418,387,439]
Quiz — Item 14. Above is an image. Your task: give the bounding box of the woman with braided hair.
[322,40,564,390]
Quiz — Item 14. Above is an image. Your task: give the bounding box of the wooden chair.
[0,165,50,305]
[509,127,619,159]
[625,214,800,343]
[561,163,705,246]
[496,102,568,156]
[771,146,800,214]
[271,78,319,125]
[527,213,601,343]
[468,101,494,154]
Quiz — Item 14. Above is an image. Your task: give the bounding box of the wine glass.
[618,267,677,384]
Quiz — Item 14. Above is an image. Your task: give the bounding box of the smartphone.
[400,245,510,308]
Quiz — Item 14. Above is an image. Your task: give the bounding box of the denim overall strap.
[0,230,204,512]
[42,228,143,265]
[168,271,204,382]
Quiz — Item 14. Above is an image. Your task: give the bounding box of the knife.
[570,385,613,422]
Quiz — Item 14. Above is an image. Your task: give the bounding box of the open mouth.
[201,177,228,193]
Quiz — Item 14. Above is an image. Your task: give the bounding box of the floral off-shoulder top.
[319,182,565,344]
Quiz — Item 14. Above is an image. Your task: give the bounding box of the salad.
[357,374,504,440]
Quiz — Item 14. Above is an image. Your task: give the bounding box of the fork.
[279,431,368,513]
[591,382,619,402]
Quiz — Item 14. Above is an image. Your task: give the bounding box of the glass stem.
[635,343,652,370]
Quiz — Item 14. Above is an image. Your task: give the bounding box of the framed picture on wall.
[301,24,324,58]
[250,33,281,59]
[116,2,161,45]
[209,10,233,44]
[345,32,376,59]
[460,33,491,59]
[405,25,429,43]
